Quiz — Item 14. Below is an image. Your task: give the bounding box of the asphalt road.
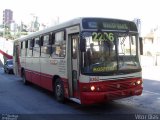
[0,67,160,120]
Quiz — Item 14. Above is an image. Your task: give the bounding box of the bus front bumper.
[80,86,143,105]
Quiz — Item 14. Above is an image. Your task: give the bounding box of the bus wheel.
[55,79,65,103]
[22,70,28,85]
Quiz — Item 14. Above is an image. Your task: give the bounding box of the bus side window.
[41,34,50,57]
[33,37,40,57]
[27,40,32,57]
[25,40,28,56]
[21,41,25,57]
[20,42,23,56]
[51,31,66,58]
[72,37,78,59]
[49,33,55,45]
[21,42,23,49]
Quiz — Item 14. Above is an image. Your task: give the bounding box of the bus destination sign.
[102,22,128,30]
[82,18,137,31]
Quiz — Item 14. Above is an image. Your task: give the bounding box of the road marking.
[143,90,160,95]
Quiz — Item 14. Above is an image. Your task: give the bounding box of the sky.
[0,0,160,36]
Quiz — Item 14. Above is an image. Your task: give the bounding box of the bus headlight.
[136,80,141,85]
[91,86,95,91]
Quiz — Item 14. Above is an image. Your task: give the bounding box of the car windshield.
[81,31,141,75]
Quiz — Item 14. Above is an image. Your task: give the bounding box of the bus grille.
[104,79,137,91]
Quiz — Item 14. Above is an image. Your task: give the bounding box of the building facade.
[142,26,160,66]
[3,9,13,27]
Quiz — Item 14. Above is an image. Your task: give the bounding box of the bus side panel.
[25,69,32,82]
[31,57,41,86]
[40,57,54,91]
[25,57,32,82]
[61,78,69,98]
[40,73,53,91]
[31,71,41,86]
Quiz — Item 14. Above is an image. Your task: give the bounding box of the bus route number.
[92,32,114,42]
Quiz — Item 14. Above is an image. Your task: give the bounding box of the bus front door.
[68,34,80,99]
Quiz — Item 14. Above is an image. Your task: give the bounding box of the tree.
[34,16,40,31]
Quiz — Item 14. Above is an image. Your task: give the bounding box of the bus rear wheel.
[55,79,65,103]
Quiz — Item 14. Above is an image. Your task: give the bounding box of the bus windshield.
[82,31,141,75]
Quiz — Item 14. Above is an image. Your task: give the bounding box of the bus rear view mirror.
[139,37,143,55]
[80,39,86,52]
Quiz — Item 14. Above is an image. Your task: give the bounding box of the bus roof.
[17,17,137,41]
[17,17,82,41]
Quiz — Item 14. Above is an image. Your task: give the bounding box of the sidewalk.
[142,66,160,81]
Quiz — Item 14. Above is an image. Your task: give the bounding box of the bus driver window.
[86,43,96,64]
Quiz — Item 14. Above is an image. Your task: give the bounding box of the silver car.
[4,59,14,74]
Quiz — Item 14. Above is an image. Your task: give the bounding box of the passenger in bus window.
[101,41,115,62]
[51,44,65,57]
[87,43,96,55]
[51,46,57,57]
[59,44,66,57]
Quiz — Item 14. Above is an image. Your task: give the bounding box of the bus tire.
[55,79,65,103]
[22,70,28,85]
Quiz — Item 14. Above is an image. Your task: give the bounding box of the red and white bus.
[13,17,143,105]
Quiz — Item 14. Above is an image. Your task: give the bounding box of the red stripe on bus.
[24,69,68,93]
